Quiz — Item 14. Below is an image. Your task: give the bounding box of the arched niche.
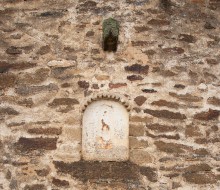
[82,99,129,161]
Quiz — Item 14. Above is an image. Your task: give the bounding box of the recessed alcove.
[82,99,129,161]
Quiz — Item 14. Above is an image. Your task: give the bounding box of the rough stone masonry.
[0,0,220,189]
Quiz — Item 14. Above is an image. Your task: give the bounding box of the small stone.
[146,123,177,133]
[125,64,149,74]
[0,73,16,89]
[0,61,11,73]
[206,58,218,65]
[144,109,186,120]
[151,100,179,109]
[185,125,202,137]
[6,46,22,55]
[129,137,148,149]
[162,47,184,54]
[16,137,58,152]
[27,127,62,135]
[109,83,127,89]
[134,26,150,33]
[169,92,203,102]
[134,96,147,106]
[24,184,47,190]
[148,19,170,26]
[184,164,212,173]
[0,107,19,116]
[204,22,216,29]
[174,84,185,89]
[207,97,220,106]
[95,75,110,80]
[92,84,99,89]
[52,178,69,187]
[86,31,94,37]
[154,141,191,154]
[127,75,143,81]
[178,34,196,43]
[142,89,157,93]
[49,98,79,107]
[37,45,51,55]
[47,59,75,68]
[183,173,216,184]
[194,109,219,121]
[129,124,145,136]
[35,168,50,177]
[15,83,58,96]
[78,80,90,88]
[140,167,157,182]
[130,150,153,165]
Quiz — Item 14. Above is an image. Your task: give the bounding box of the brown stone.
[183,173,217,184]
[78,80,89,88]
[134,96,147,106]
[194,148,209,156]
[178,34,196,43]
[24,184,46,190]
[86,31,94,37]
[146,123,177,132]
[130,116,151,123]
[76,1,97,13]
[174,84,185,89]
[151,100,179,109]
[0,73,16,89]
[0,107,19,116]
[27,127,62,135]
[95,75,110,80]
[37,45,51,55]
[194,109,219,120]
[35,168,50,177]
[206,58,218,65]
[195,138,220,144]
[17,68,50,85]
[154,141,191,154]
[125,64,149,74]
[131,41,150,46]
[184,164,212,173]
[146,130,180,140]
[160,70,177,77]
[207,97,220,106]
[127,75,143,81]
[52,178,69,187]
[162,47,184,54]
[53,161,139,182]
[49,98,79,107]
[129,124,145,136]
[16,137,57,152]
[142,89,157,93]
[15,83,59,96]
[6,46,22,55]
[148,19,170,26]
[17,98,34,108]
[10,62,37,70]
[144,109,186,120]
[129,137,148,149]
[140,167,157,182]
[109,83,127,89]
[0,61,11,73]
[169,92,203,102]
[134,26,150,33]
[185,125,202,137]
[130,149,153,165]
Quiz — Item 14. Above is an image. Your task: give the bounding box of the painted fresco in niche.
[82,100,129,161]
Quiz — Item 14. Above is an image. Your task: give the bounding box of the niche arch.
[82,93,130,161]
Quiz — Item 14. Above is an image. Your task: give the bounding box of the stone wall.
[0,0,220,189]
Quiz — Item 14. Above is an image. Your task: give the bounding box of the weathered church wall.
[0,0,220,189]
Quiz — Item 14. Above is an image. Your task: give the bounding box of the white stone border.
[82,93,131,112]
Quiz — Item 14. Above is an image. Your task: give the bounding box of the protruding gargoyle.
[102,18,119,52]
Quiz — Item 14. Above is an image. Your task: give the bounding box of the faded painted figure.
[82,100,129,161]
